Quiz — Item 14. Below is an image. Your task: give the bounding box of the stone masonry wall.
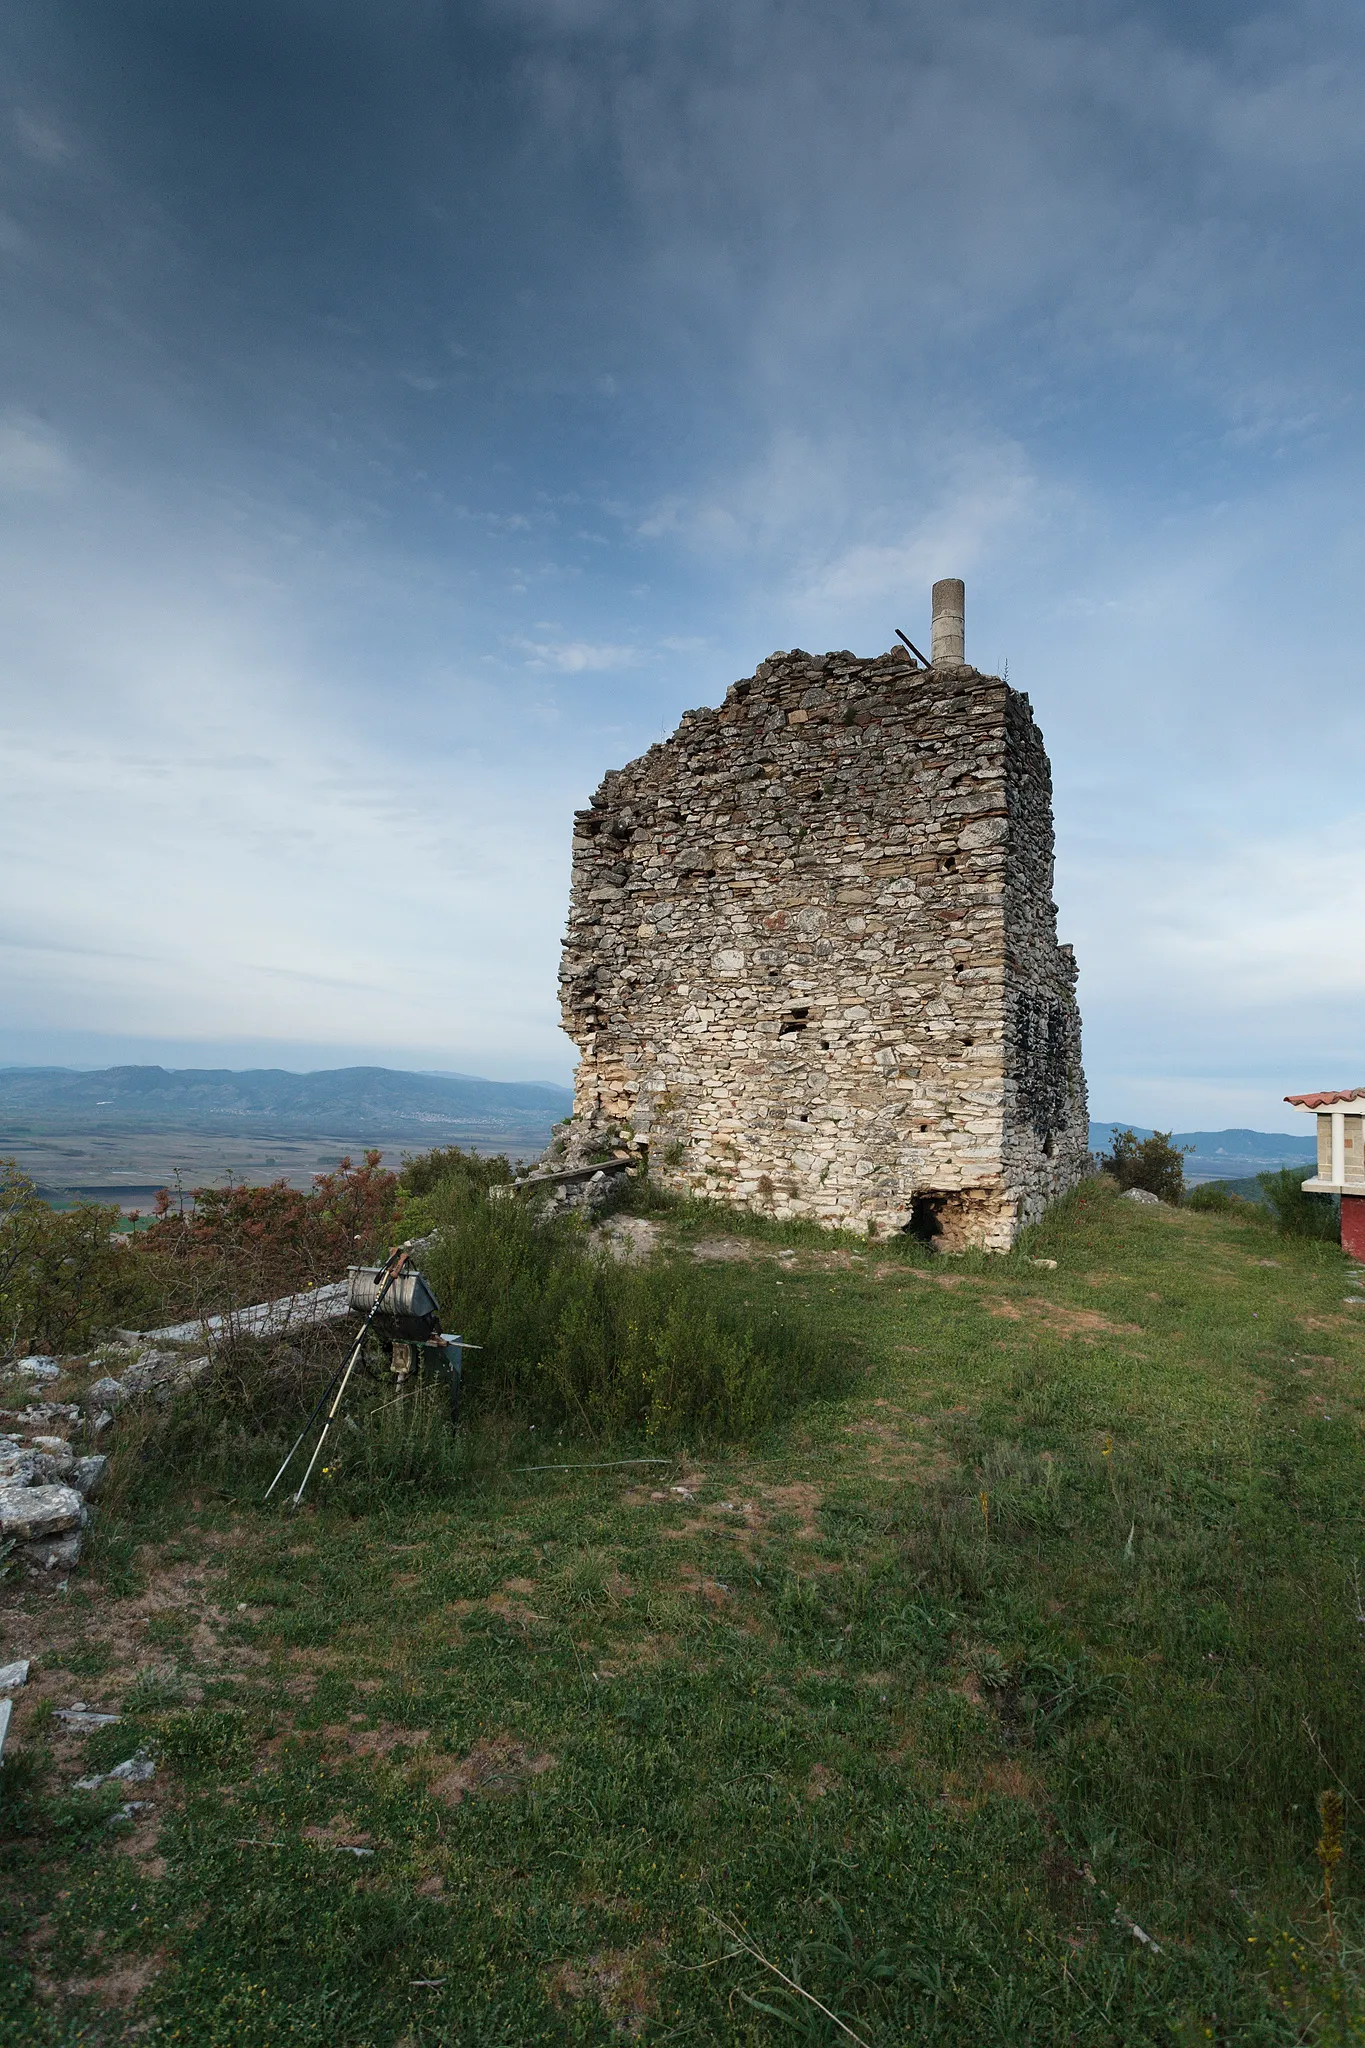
[556,645,1088,1250]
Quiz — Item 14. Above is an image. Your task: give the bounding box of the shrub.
[403,1158,846,1444]
[1099,1128,1190,1204]
[1185,1183,1247,1214]
[1257,1164,1339,1240]
[399,1145,513,1199]
[0,1159,154,1356]
[133,1151,401,1318]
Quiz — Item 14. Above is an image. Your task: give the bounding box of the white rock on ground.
[13,1357,60,1381]
[0,1659,30,1689]
[0,1482,85,1541]
[84,1376,126,1412]
[1122,1187,1161,1205]
[54,1705,120,1730]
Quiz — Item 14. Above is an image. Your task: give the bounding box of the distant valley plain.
[0,1065,574,1207]
[0,1067,1316,1211]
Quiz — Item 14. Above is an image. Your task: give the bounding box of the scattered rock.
[85,1376,127,1413]
[24,1531,83,1571]
[13,1357,59,1382]
[71,1454,108,1499]
[30,1437,75,1479]
[1030,1257,1058,1269]
[75,1748,157,1792]
[120,1349,184,1394]
[0,1482,86,1542]
[1122,1188,1161,1206]
[0,1659,30,1689]
[55,1704,120,1731]
[0,1448,41,1486]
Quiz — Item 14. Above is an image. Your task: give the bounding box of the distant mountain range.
[0,1064,573,1135]
[1089,1122,1314,1185]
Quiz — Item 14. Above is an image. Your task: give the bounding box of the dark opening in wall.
[1043,1133,1056,1158]
[779,1007,810,1036]
[905,1194,947,1243]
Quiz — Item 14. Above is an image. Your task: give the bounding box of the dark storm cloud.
[11,0,1364,509]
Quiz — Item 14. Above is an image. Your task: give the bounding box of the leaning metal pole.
[263,1246,411,1508]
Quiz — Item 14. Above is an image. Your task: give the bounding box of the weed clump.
[405,1155,846,1443]
[1258,1163,1340,1240]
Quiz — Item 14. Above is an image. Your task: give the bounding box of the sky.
[0,0,1362,1130]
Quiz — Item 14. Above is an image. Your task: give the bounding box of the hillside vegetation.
[3,1174,1365,2044]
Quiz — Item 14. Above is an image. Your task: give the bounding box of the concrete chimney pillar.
[931,578,965,666]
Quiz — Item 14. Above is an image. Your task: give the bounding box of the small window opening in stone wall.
[1043,1134,1056,1157]
[942,854,957,872]
[778,1008,810,1036]
[905,1195,946,1243]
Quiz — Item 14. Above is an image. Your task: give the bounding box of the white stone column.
[1333,1109,1346,1186]
[931,579,965,666]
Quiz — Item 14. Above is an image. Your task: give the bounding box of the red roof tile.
[1285,1088,1365,1109]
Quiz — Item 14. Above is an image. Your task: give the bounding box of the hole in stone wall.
[820,1040,831,1051]
[942,854,957,872]
[779,1008,810,1036]
[905,1195,946,1243]
[1043,1133,1056,1157]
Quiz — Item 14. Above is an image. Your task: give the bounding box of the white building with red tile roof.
[1285,1087,1365,1258]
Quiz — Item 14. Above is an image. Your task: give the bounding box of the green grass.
[4,1181,1365,2043]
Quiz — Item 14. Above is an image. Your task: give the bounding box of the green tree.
[1100,1128,1191,1204]
[0,1158,147,1356]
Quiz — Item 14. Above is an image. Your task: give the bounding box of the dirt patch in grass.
[485,1594,545,1629]
[939,1756,1045,1814]
[805,1762,841,1799]
[545,1941,660,2036]
[756,1481,824,1539]
[321,1720,431,1759]
[51,1950,166,2009]
[302,1815,374,1848]
[428,1735,556,1806]
[107,1800,169,1878]
[677,1566,734,1608]
[988,1296,1141,1340]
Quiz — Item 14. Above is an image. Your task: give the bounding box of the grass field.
[4,1180,1365,2045]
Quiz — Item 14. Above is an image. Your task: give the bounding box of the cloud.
[514,637,640,671]
[0,410,74,494]
[11,107,70,165]
[3,0,1365,1121]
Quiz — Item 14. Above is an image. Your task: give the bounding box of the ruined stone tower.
[556,581,1088,1250]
